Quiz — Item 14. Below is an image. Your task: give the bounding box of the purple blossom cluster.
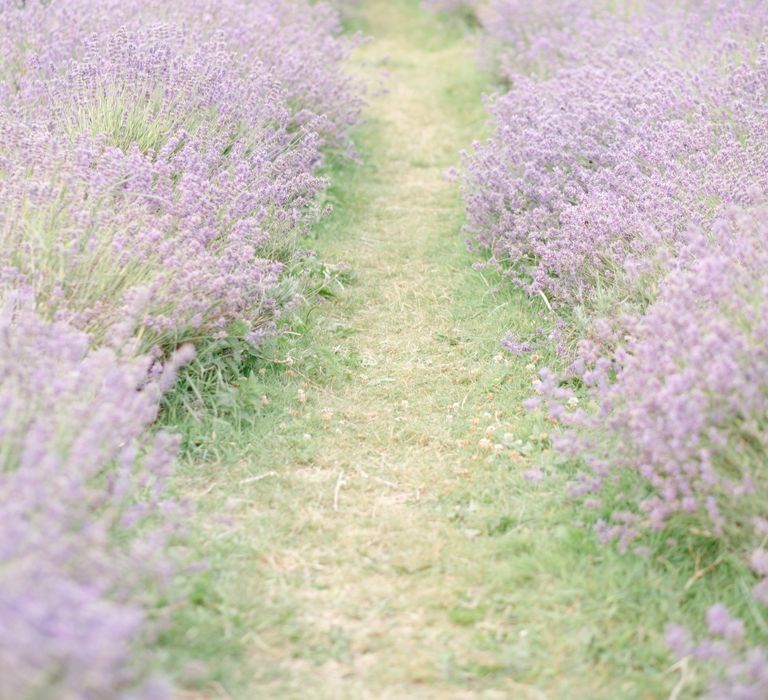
[1,0,361,151]
[548,202,768,550]
[0,293,192,699]
[537,204,768,692]
[2,2,360,347]
[668,605,768,699]
[0,1,359,696]
[463,0,767,310]
[468,1,768,554]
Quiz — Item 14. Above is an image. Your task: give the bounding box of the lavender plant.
[1,0,362,350]
[668,605,768,699]
[0,293,192,699]
[2,23,324,349]
[525,204,768,691]
[1,0,362,152]
[540,202,768,552]
[463,0,767,315]
[469,0,768,560]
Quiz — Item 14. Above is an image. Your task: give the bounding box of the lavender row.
[458,1,768,695]
[0,295,193,699]
[1,2,361,348]
[0,1,360,697]
[463,0,766,310]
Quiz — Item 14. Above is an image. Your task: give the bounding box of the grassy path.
[170,2,698,698]
[243,5,541,695]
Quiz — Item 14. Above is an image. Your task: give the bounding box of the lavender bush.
[527,202,768,693]
[542,202,768,552]
[1,10,356,349]
[1,0,362,152]
[463,0,767,314]
[2,44,319,347]
[668,605,768,699]
[0,293,192,699]
[464,1,768,548]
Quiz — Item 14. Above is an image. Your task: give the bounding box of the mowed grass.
[157,1,752,698]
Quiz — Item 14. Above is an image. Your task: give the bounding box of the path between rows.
[211,2,552,698]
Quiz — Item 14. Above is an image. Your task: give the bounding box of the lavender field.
[1,0,766,698]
